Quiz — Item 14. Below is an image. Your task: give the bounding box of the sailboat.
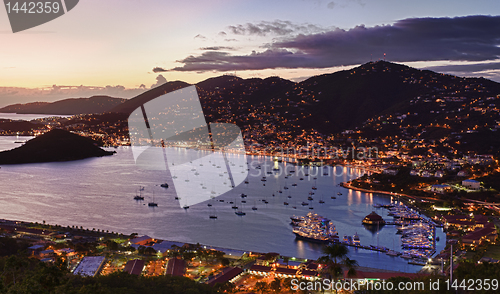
[148,191,158,207]
[134,189,144,201]
[209,206,217,219]
[311,180,317,190]
[252,201,258,211]
[235,202,246,216]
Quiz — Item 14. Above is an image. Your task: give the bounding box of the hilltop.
[0,129,115,164]
[3,61,500,155]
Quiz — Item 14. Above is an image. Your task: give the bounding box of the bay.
[0,138,445,272]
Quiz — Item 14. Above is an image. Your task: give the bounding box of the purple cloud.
[171,15,500,73]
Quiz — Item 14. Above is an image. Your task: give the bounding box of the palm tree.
[318,244,358,285]
[255,281,268,294]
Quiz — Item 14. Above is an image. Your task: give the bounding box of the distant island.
[0,95,126,115]
[0,129,115,164]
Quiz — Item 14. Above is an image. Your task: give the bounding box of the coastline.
[1,217,421,275]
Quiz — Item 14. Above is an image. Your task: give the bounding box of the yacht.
[353,233,360,245]
[292,212,339,244]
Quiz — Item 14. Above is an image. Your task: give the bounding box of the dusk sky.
[1,0,499,107]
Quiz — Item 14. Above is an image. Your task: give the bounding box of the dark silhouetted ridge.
[0,129,115,164]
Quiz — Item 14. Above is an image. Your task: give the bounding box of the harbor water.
[0,136,446,272]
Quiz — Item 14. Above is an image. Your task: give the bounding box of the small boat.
[175,196,179,200]
[353,233,360,245]
[244,180,249,184]
[292,183,297,187]
[313,177,317,180]
[134,194,144,201]
[386,250,400,256]
[207,203,212,207]
[209,215,217,219]
[319,199,325,204]
[331,196,336,199]
[299,178,304,181]
[241,193,247,198]
[183,205,189,210]
[235,210,246,216]
[252,206,258,210]
[232,205,238,209]
[284,202,289,205]
[263,200,269,204]
[337,192,342,195]
[309,207,314,210]
[288,195,292,198]
[160,183,169,188]
[219,199,224,202]
[241,200,247,203]
[292,206,297,209]
[307,196,313,201]
[401,253,413,259]
[301,202,309,206]
[148,191,158,206]
[311,186,317,190]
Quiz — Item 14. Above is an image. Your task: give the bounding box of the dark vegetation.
[0,255,220,294]
[0,129,114,164]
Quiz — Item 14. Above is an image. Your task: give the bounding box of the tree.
[270,277,282,293]
[318,244,358,285]
[282,256,290,268]
[255,281,268,294]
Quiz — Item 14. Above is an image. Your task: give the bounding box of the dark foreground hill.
[0,96,126,115]
[0,129,115,164]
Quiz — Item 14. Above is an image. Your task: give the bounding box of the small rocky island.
[0,129,115,164]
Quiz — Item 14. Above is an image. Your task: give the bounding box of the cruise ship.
[292,212,339,244]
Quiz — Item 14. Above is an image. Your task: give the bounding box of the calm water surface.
[0,136,445,272]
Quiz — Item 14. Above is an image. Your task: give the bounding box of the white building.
[462,179,481,190]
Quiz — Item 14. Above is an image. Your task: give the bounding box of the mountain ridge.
[0,95,126,115]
